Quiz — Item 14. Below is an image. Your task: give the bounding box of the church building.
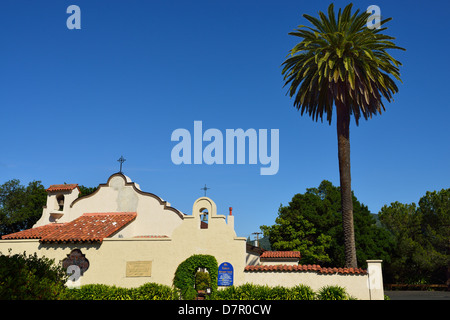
[0,172,384,299]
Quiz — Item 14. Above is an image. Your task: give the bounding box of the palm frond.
[282,3,405,125]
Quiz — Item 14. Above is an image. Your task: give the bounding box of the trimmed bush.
[211,283,316,300]
[66,283,351,300]
[66,282,177,300]
[65,284,127,300]
[133,282,178,300]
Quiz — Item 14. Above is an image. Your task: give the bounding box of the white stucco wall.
[243,260,384,300]
[243,271,369,299]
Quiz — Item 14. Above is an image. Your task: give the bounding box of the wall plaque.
[217,262,233,286]
[126,261,152,277]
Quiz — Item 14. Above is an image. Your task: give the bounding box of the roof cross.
[117,156,126,173]
[200,184,210,197]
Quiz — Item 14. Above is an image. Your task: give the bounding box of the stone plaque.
[126,261,152,277]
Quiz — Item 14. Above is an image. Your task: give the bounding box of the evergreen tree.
[261,180,393,267]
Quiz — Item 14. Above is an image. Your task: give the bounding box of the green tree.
[261,180,393,267]
[379,188,449,284]
[78,185,97,198]
[281,3,404,267]
[0,179,47,237]
[418,189,450,261]
[0,179,97,237]
[260,187,333,265]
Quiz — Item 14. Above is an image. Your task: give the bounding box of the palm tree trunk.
[336,101,358,268]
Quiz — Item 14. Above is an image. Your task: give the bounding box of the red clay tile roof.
[1,212,137,243]
[46,184,79,192]
[41,212,137,243]
[260,251,301,259]
[244,264,367,275]
[1,223,66,240]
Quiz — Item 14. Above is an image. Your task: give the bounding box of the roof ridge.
[260,250,301,258]
[46,184,79,192]
[82,212,137,216]
[1,223,66,240]
[244,264,367,275]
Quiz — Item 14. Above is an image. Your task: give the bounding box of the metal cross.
[200,184,210,197]
[117,156,126,173]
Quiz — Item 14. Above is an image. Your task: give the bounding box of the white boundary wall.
[243,260,384,300]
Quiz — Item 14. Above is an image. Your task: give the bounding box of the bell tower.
[34,184,80,226]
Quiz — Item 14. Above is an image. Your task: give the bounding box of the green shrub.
[133,282,178,300]
[268,285,290,300]
[291,284,316,300]
[233,283,261,299]
[195,271,211,291]
[317,285,350,300]
[66,283,351,300]
[210,285,237,300]
[65,284,122,300]
[211,283,316,300]
[66,282,177,300]
[0,251,68,300]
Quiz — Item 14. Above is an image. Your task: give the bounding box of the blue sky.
[1,0,449,239]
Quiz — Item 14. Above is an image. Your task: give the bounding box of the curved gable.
[70,172,184,219]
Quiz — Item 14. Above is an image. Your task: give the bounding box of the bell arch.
[192,197,217,219]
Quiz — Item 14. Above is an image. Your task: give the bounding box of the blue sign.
[217,262,234,286]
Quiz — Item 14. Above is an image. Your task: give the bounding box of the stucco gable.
[70,173,183,218]
[32,173,185,239]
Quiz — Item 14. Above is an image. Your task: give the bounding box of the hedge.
[210,283,317,300]
[66,283,350,300]
[65,282,178,300]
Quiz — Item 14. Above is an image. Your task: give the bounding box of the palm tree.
[281,3,404,268]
